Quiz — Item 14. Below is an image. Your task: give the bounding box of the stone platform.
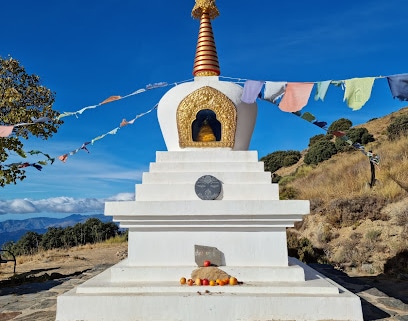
[56,258,363,321]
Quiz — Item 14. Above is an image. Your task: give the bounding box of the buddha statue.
[196,119,216,142]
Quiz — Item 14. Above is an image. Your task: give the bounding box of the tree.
[13,231,42,255]
[347,127,374,145]
[308,134,327,147]
[328,118,352,133]
[0,56,62,186]
[304,140,337,165]
[40,227,65,250]
[260,150,301,173]
[335,127,375,153]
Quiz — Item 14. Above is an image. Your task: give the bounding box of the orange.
[180,277,186,285]
[218,280,225,286]
[229,277,238,285]
[209,280,216,286]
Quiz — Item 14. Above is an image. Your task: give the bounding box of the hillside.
[279,106,408,276]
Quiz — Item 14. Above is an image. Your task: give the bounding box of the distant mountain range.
[0,214,111,247]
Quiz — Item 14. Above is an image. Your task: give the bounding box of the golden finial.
[192,0,219,20]
[191,0,220,77]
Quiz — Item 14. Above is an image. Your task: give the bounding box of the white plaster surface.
[157,77,257,151]
[56,149,363,321]
[135,183,280,201]
[56,258,363,321]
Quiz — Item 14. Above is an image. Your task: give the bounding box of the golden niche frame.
[177,86,237,148]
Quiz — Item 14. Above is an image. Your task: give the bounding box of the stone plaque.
[194,245,224,267]
[194,175,222,200]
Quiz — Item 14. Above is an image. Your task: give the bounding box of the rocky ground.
[0,243,408,320]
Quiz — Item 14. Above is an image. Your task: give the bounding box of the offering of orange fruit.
[180,276,239,286]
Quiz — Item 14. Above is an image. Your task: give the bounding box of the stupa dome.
[157,77,257,151]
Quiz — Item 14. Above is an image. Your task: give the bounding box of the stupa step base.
[56,260,363,321]
[149,161,264,172]
[142,171,272,184]
[155,150,259,162]
[92,262,306,282]
[56,287,362,321]
[74,271,339,295]
[135,183,279,201]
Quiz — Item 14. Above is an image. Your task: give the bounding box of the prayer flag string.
[237,73,408,113]
[0,79,193,138]
[2,73,405,172]
[286,108,380,166]
[1,104,158,169]
[58,103,158,163]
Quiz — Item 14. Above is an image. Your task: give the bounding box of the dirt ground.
[0,242,128,284]
[1,242,408,320]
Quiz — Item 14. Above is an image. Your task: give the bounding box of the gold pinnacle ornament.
[192,0,220,76]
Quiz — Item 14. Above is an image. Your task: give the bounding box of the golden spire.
[191,0,220,77]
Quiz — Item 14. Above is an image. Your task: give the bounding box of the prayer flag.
[387,74,408,101]
[343,77,375,110]
[241,80,264,104]
[279,82,314,112]
[0,125,14,137]
[264,81,286,104]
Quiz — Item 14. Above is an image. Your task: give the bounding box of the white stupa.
[56,1,364,320]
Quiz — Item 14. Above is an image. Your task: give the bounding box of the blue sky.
[1,0,407,221]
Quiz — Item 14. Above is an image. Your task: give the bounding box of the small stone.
[191,267,229,281]
[377,298,408,312]
[194,245,224,267]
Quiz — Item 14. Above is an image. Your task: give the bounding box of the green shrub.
[279,175,296,186]
[334,127,374,153]
[294,165,314,179]
[387,114,408,140]
[287,230,327,263]
[283,154,300,167]
[326,196,388,228]
[271,174,282,183]
[328,118,353,133]
[304,140,337,165]
[347,127,375,145]
[308,134,326,147]
[260,150,301,172]
[365,229,382,242]
[279,186,299,200]
[334,137,354,152]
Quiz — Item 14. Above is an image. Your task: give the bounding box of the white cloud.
[0,199,39,214]
[0,193,135,215]
[105,193,135,201]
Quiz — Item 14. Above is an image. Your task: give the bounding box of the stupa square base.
[55,259,363,321]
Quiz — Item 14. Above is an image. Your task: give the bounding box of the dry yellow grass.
[285,107,408,203]
[281,106,408,274]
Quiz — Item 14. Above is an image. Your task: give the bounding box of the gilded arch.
[177,86,237,148]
